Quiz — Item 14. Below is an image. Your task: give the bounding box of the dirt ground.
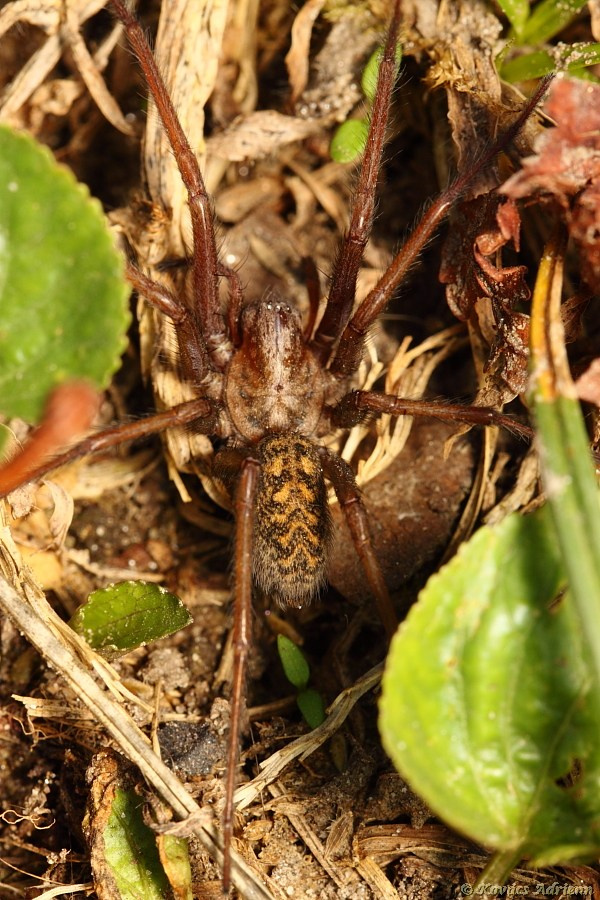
[0,1,599,898]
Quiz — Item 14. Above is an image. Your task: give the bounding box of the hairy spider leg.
[320,449,398,639]
[111,0,229,373]
[311,0,402,363]
[332,391,535,440]
[0,398,213,498]
[224,456,260,892]
[329,75,553,378]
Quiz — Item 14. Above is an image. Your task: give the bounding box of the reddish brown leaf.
[440,192,530,394]
[576,358,600,407]
[440,193,506,321]
[570,181,600,292]
[502,78,600,292]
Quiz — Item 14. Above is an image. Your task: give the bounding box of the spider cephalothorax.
[223,300,333,441]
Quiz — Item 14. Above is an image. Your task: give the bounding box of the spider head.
[225,299,326,442]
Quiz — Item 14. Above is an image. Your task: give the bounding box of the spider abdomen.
[253,434,330,608]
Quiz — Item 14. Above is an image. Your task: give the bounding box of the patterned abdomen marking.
[253,434,330,607]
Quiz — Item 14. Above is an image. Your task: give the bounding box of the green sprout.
[277,634,326,729]
[330,41,402,165]
[498,0,600,81]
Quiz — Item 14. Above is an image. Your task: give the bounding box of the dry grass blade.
[0,0,124,128]
[0,535,274,900]
[234,662,383,811]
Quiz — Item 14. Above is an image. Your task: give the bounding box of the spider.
[0,0,547,890]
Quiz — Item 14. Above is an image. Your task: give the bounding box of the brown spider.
[0,0,549,890]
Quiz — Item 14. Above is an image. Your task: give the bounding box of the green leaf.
[496,0,530,36]
[277,634,310,689]
[158,835,193,900]
[500,44,600,82]
[103,788,169,900]
[515,0,588,45]
[361,43,403,105]
[297,687,326,730]
[70,581,192,657]
[500,50,556,81]
[330,119,370,164]
[528,231,600,709]
[380,506,600,866]
[0,125,130,422]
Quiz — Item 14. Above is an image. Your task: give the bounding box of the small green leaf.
[496,0,530,36]
[0,125,130,422]
[330,119,370,164]
[70,581,192,657]
[297,687,326,730]
[500,50,556,81]
[516,0,588,45]
[103,788,169,900]
[380,506,600,867]
[361,43,403,105]
[277,634,310,689]
[500,44,600,82]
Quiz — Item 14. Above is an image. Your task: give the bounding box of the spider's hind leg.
[223,455,260,893]
[320,447,398,641]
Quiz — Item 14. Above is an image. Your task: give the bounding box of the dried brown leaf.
[207,110,317,162]
[502,78,600,292]
[576,358,600,407]
[440,188,531,395]
[285,0,326,105]
[475,252,531,395]
[440,194,503,321]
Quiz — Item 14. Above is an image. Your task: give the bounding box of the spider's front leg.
[0,397,216,499]
[327,76,553,380]
[311,0,402,365]
[110,0,230,371]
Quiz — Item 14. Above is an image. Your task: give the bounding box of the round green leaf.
[330,119,369,164]
[380,506,600,866]
[277,633,310,690]
[70,581,192,657]
[0,125,130,422]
